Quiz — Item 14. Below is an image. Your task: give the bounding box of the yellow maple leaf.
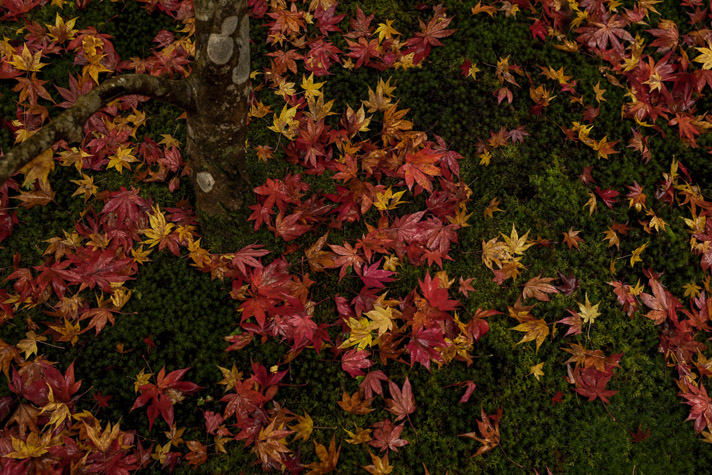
[694,43,712,70]
[683,283,701,299]
[630,241,648,267]
[374,19,400,43]
[46,13,78,43]
[289,411,314,442]
[217,362,242,392]
[502,224,532,256]
[17,331,47,359]
[366,305,398,336]
[363,451,394,475]
[483,197,503,219]
[300,73,325,100]
[143,205,175,248]
[576,293,600,325]
[134,368,153,393]
[529,362,544,381]
[40,386,71,428]
[18,148,54,187]
[268,104,299,139]
[8,44,47,72]
[131,244,153,265]
[107,145,138,174]
[374,187,407,211]
[479,149,492,166]
[84,420,121,452]
[48,318,81,346]
[5,432,52,459]
[593,81,606,103]
[511,317,549,353]
[338,317,373,350]
[70,173,98,203]
[344,425,372,445]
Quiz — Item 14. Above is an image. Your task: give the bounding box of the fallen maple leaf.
[369,419,409,452]
[385,377,416,421]
[459,406,502,457]
[522,274,560,302]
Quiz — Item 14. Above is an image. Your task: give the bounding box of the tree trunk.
[187,0,251,251]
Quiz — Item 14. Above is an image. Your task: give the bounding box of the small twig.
[498,444,524,469]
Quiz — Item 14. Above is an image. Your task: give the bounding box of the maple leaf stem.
[38,340,64,349]
[498,444,524,469]
[407,414,419,441]
[601,401,616,422]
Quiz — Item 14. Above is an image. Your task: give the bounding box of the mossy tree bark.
[0,0,250,253]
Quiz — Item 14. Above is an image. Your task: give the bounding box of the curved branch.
[0,74,195,185]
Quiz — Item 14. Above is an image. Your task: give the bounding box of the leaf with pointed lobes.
[679,382,712,433]
[407,326,446,370]
[338,390,374,415]
[360,259,396,288]
[459,406,502,457]
[522,274,560,301]
[369,419,409,452]
[341,349,373,378]
[419,272,459,311]
[363,450,394,475]
[386,377,416,421]
[360,370,389,400]
[511,317,549,353]
[630,424,651,443]
[595,186,620,208]
[230,244,270,275]
[464,308,501,343]
[305,435,340,474]
[557,271,580,296]
[639,273,681,326]
[271,212,311,241]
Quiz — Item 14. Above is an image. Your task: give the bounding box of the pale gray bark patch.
[239,15,249,46]
[193,0,213,21]
[207,34,233,65]
[221,16,238,35]
[197,171,215,192]
[232,15,250,84]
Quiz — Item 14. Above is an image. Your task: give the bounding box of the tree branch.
[0,74,195,185]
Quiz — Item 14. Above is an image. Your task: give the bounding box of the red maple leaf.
[33,258,79,299]
[271,212,311,241]
[419,273,459,312]
[385,377,416,421]
[368,419,409,452]
[359,259,395,288]
[360,370,388,399]
[346,37,380,69]
[67,248,135,293]
[404,12,456,64]
[594,186,620,208]
[231,244,270,276]
[345,6,374,40]
[575,13,633,54]
[131,366,202,430]
[680,382,712,433]
[100,186,152,229]
[570,365,618,405]
[407,326,446,370]
[341,349,373,378]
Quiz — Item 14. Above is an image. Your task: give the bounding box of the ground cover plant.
[1,0,712,472]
